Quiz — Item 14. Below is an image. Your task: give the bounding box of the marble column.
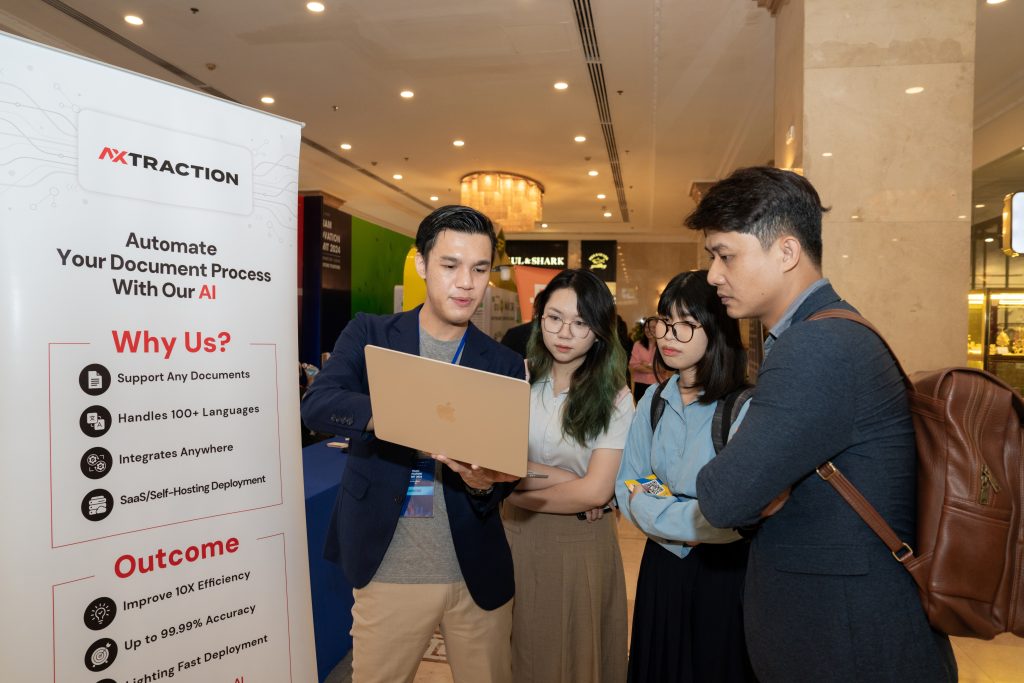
[774,0,975,373]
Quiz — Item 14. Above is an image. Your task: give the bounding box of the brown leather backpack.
[808,309,1023,639]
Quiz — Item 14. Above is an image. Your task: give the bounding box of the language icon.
[80,447,113,480]
[79,405,112,438]
[81,489,113,522]
[84,596,117,631]
[84,638,117,672]
[78,364,111,397]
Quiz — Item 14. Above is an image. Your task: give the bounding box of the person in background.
[690,167,956,682]
[503,269,634,683]
[628,316,660,402]
[300,205,523,683]
[616,271,755,683]
[499,320,533,358]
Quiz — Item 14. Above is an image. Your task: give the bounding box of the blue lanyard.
[451,330,468,364]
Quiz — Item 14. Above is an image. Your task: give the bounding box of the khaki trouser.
[350,581,512,683]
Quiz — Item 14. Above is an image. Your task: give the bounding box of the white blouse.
[528,377,635,478]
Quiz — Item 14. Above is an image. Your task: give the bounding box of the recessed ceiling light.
[905,86,925,95]
[851,215,860,220]
[429,196,439,201]
[452,139,465,147]
[603,211,612,218]
[959,215,967,219]
[976,203,986,208]
[596,193,606,199]
[306,2,326,11]
[985,237,996,243]
[554,82,569,91]
[260,96,275,104]
[540,223,549,228]
[339,143,352,150]
[588,170,599,177]
[392,174,403,180]
[574,135,587,143]
[124,15,143,26]
[400,90,414,99]
[986,0,1007,5]
[821,152,833,157]
[842,254,850,259]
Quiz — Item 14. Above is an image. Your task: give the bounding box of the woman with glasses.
[503,268,633,683]
[615,270,756,683]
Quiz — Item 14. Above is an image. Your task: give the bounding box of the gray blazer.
[696,284,956,682]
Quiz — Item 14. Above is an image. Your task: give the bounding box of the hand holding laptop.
[432,454,519,490]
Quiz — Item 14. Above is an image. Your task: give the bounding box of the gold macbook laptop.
[364,344,530,477]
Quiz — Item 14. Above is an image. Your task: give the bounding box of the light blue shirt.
[763,278,830,357]
[615,374,748,558]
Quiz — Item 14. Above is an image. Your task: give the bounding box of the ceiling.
[1,0,1021,240]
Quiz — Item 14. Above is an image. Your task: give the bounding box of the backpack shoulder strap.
[649,378,671,431]
[712,386,754,454]
[806,310,927,590]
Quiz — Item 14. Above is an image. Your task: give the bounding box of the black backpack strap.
[649,378,671,431]
[712,386,754,454]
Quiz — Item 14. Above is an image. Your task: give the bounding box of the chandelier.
[460,171,544,233]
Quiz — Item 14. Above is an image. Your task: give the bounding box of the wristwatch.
[466,484,494,497]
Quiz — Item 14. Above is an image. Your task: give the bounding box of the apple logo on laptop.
[436,402,456,423]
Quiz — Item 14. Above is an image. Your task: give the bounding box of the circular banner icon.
[78,364,111,396]
[81,489,114,522]
[81,447,113,480]
[84,596,117,631]
[79,406,112,438]
[84,638,117,672]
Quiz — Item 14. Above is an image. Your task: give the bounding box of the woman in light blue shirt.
[616,270,756,683]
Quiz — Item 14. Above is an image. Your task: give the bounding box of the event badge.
[401,458,435,517]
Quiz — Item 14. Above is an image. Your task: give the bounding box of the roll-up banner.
[0,32,316,682]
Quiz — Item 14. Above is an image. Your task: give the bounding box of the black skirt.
[627,539,757,683]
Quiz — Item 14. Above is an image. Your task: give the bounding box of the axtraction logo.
[79,110,253,215]
[97,147,240,186]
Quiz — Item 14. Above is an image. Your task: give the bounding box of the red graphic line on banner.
[257,532,294,683]
[250,343,284,505]
[48,342,90,549]
[52,574,95,683]
[52,502,283,548]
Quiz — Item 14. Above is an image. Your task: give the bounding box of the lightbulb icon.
[84,596,117,630]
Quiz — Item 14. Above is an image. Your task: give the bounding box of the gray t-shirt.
[372,329,465,584]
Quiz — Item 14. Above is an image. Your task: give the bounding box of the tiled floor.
[408,513,1024,682]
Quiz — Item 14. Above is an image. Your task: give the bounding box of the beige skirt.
[502,503,628,683]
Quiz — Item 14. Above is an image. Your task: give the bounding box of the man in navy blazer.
[688,168,956,681]
[301,206,524,683]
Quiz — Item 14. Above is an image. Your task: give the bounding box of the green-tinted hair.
[527,269,627,446]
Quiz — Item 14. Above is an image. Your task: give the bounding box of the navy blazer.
[300,307,526,610]
[696,284,956,682]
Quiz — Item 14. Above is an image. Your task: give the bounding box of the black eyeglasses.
[541,313,592,339]
[645,317,702,343]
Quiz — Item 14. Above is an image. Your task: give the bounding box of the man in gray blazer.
[689,167,957,681]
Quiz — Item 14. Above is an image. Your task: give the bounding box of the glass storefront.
[969,219,1024,390]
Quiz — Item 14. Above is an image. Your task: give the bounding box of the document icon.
[88,371,103,390]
